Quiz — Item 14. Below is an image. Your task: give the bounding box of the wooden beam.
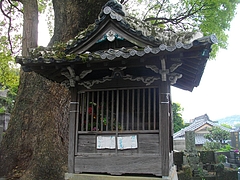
[68,87,78,173]
[160,80,170,176]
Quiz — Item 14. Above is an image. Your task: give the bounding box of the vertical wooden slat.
[121,90,124,131]
[106,91,109,131]
[96,91,99,131]
[86,92,90,131]
[148,88,151,130]
[76,93,80,132]
[80,93,85,131]
[74,94,80,154]
[137,89,140,130]
[116,90,119,153]
[142,89,145,130]
[90,92,94,131]
[68,88,77,173]
[158,85,162,175]
[101,91,104,131]
[168,91,174,152]
[153,88,156,130]
[131,89,135,130]
[157,88,160,130]
[111,90,114,131]
[126,89,129,130]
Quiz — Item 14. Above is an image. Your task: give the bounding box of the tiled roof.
[173,114,231,139]
[16,0,217,92]
[17,0,217,62]
[64,0,216,54]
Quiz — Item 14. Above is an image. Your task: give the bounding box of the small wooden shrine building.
[16,0,217,178]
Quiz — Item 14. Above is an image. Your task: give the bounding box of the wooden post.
[160,80,170,176]
[68,87,78,173]
[168,92,174,152]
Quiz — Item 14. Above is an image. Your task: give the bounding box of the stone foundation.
[65,166,178,180]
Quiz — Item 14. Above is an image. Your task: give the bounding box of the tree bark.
[0,71,70,180]
[49,0,107,45]
[21,0,38,57]
[0,0,108,179]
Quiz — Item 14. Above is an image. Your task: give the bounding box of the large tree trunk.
[49,0,107,45]
[0,71,70,180]
[0,0,108,179]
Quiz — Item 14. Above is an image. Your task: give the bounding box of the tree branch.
[144,2,206,29]
[120,0,129,5]
[0,0,14,53]
[154,0,166,24]
[7,0,23,13]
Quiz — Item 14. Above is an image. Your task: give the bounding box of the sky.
[38,4,240,122]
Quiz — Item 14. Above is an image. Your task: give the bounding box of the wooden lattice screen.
[77,87,160,132]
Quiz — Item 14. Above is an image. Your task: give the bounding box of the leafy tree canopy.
[221,123,232,129]
[0,39,19,113]
[172,102,186,133]
[0,0,239,56]
[204,126,230,144]
[129,0,239,57]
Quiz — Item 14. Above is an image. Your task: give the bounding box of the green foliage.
[215,163,224,173]
[203,126,230,150]
[196,0,239,57]
[0,2,22,106]
[221,123,232,129]
[203,141,221,150]
[0,53,19,88]
[182,165,192,178]
[172,102,186,133]
[217,154,227,163]
[204,126,230,144]
[38,0,50,13]
[0,1,23,54]
[218,144,232,152]
[0,48,19,113]
[127,0,240,58]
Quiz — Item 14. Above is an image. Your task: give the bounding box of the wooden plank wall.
[68,88,78,173]
[75,133,161,175]
[75,154,162,176]
[74,84,172,176]
[77,133,160,154]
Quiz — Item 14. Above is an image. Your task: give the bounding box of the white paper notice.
[117,135,138,150]
[97,136,116,149]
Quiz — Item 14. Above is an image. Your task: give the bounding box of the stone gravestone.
[185,131,196,152]
[231,131,239,149]
[185,131,204,177]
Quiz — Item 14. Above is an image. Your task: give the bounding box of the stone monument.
[184,131,206,177]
